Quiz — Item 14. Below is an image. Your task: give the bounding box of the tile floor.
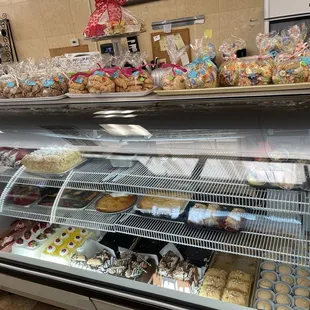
[0,291,64,310]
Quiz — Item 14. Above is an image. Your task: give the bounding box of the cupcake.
[256,289,275,301]
[296,268,310,278]
[254,299,274,310]
[275,294,293,306]
[275,282,291,294]
[294,296,310,309]
[262,271,278,282]
[294,286,310,298]
[280,275,295,286]
[297,277,310,287]
[262,261,277,271]
[259,279,274,290]
[278,264,293,275]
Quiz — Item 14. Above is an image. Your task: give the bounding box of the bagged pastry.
[83,0,145,38]
[122,52,154,92]
[185,37,217,89]
[1,64,23,99]
[273,23,309,84]
[161,35,188,90]
[218,36,245,87]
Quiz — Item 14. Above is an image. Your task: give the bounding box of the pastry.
[280,275,294,286]
[229,270,252,283]
[275,282,291,294]
[257,289,274,300]
[60,190,100,209]
[199,286,222,300]
[294,296,310,309]
[203,275,226,289]
[21,148,82,174]
[206,268,228,280]
[9,185,41,206]
[297,277,310,287]
[96,194,137,213]
[139,194,187,210]
[226,278,250,294]
[255,300,273,310]
[259,279,274,290]
[294,287,310,297]
[261,261,277,271]
[278,264,292,275]
[275,294,291,305]
[222,289,248,306]
[262,271,278,282]
[296,268,310,277]
[225,208,246,231]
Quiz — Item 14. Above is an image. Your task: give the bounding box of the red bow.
[162,64,187,76]
[84,0,127,38]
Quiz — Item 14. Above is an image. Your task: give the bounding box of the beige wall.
[0,0,264,61]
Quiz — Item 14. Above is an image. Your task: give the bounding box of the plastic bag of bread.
[123,52,154,92]
[83,0,145,38]
[273,23,309,84]
[218,36,245,87]
[161,35,188,90]
[185,37,217,89]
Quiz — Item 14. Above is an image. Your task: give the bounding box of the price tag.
[153,35,160,42]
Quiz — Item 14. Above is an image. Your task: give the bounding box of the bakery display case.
[0,94,310,310]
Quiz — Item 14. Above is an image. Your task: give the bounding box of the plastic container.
[280,274,295,287]
[275,294,294,307]
[186,202,247,232]
[293,286,310,298]
[108,155,137,168]
[258,278,275,290]
[262,271,279,282]
[254,299,275,310]
[275,282,292,295]
[293,296,310,309]
[134,193,191,221]
[5,185,42,208]
[256,289,276,301]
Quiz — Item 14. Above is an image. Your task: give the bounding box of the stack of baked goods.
[96,193,137,213]
[136,192,190,220]
[21,148,83,174]
[8,185,41,207]
[254,260,310,309]
[200,267,253,306]
[187,203,246,232]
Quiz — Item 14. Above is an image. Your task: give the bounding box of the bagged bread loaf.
[218,37,245,87]
[185,37,217,89]
[273,23,309,84]
[83,0,145,38]
[161,35,188,90]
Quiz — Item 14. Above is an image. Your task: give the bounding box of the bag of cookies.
[123,52,154,92]
[185,37,217,89]
[273,23,309,84]
[161,35,188,90]
[218,36,246,87]
[1,64,23,99]
[83,0,145,38]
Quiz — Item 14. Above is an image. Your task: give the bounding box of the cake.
[226,278,250,295]
[222,289,248,306]
[199,286,222,300]
[203,275,226,289]
[229,270,252,283]
[139,195,187,210]
[225,208,246,231]
[8,185,41,206]
[96,194,137,213]
[206,268,228,280]
[60,190,100,209]
[21,148,82,173]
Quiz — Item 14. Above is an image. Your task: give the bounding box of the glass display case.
[0,94,310,310]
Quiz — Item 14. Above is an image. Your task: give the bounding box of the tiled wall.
[0,0,264,61]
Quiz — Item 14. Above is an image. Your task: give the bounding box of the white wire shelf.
[114,213,310,267]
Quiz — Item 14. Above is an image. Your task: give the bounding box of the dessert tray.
[65,87,157,99]
[0,95,67,102]
[155,83,310,97]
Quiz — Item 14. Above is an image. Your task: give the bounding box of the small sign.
[153,34,160,42]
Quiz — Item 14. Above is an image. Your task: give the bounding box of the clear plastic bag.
[83,0,145,38]
[218,36,246,87]
[161,35,188,90]
[273,23,309,84]
[87,55,115,93]
[1,64,23,99]
[185,37,217,89]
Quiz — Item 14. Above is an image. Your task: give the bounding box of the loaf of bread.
[96,194,137,213]
[139,195,187,210]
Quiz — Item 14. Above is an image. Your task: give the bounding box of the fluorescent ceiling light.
[101,124,152,137]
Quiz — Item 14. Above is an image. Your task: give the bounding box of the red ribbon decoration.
[162,64,187,76]
[69,72,92,83]
[84,0,127,38]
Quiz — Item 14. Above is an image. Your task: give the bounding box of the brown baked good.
[222,289,247,306]
[199,286,222,300]
[275,282,291,294]
[229,270,252,283]
[226,278,250,295]
[96,194,137,213]
[206,268,228,280]
[275,294,291,305]
[295,287,310,297]
[139,195,187,210]
[297,277,310,287]
[203,275,226,289]
[294,296,310,309]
